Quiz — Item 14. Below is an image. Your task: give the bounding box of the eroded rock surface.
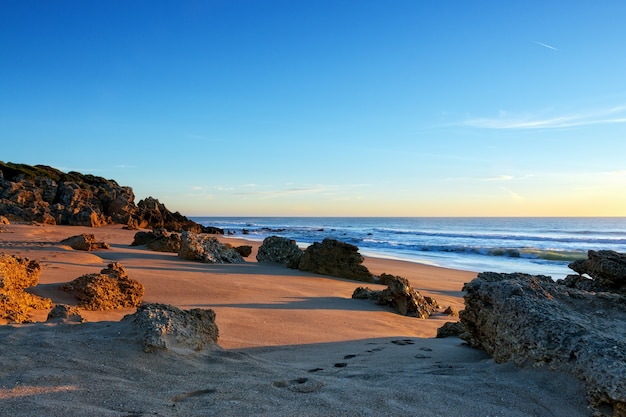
[0,253,51,322]
[46,304,86,323]
[131,229,182,253]
[568,249,626,293]
[60,234,110,251]
[178,232,244,264]
[298,238,373,282]
[256,236,303,267]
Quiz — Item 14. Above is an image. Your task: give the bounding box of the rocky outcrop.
[256,236,303,267]
[122,303,219,353]
[459,271,626,416]
[0,161,202,231]
[60,234,110,251]
[131,229,182,253]
[46,304,86,323]
[0,215,9,225]
[62,263,144,310]
[178,232,245,264]
[568,250,626,293]
[436,321,465,338]
[0,253,52,322]
[298,238,373,282]
[352,274,439,318]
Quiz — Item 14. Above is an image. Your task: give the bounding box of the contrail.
[533,40,558,51]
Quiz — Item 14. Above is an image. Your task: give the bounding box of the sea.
[191,217,626,279]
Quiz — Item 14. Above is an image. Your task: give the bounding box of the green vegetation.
[0,161,118,186]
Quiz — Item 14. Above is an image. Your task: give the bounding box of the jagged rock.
[256,236,303,267]
[298,238,373,282]
[443,306,459,317]
[62,262,144,310]
[122,303,219,353]
[352,275,439,318]
[131,229,182,253]
[59,234,110,251]
[201,226,224,234]
[436,321,465,338]
[0,253,51,322]
[178,232,245,264]
[135,197,201,232]
[460,271,626,416]
[46,304,86,323]
[234,245,252,258]
[0,215,9,225]
[568,250,626,292]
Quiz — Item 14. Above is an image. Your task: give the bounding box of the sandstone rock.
[60,234,110,251]
[256,236,303,267]
[131,229,182,253]
[135,197,201,232]
[298,238,373,282]
[460,271,626,415]
[568,250,626,292]
[352,286,380,300]
[0,215,9,225]
[0,253,51,322]
[46,304,86,323]
[436,321,465,338]
[178,232,245,264]
[62,263,144,310]
[122,303,219,353]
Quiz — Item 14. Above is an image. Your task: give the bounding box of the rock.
[460,271,626,416]
[442,306,459,317]
[234,245,252,258]
[352,275,440,318]
[298,238,373,282]
[134,197,201,232]
[201,226,224,234]
[0,215,9,224]
[122,303,219,353]
[46,304,86,323]
[61,262,144,310]
[178,232,245,264]
[256,236,303,267]
[568,250,626,292]
[59,234,110,251]
[0,253,52,322]
[436,321,465,338]
[131,229,182,253]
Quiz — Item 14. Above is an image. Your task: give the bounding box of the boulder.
[131,229,182,253]
[568,250,626,292]
[256,236,303,267]
[122,303,219,353]
[59,234,110,251]
[436,321,465,338]
[352,275,440,318]
[298,238,373,282]
[234,245,252,258]
[62,262,144,310]
[178,232,245,264]
[0,253,51,322]
[0,215,9,225]
[134,197,201,232]
[460,271,626,416]
[46,304,86,323]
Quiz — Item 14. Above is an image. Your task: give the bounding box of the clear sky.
[1,1,625,217]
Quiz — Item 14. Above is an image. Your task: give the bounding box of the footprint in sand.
[272,377,324,393]
[391,339,415,345]
[171,388,217,402]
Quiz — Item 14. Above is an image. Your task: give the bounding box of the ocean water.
[191,217,626,279]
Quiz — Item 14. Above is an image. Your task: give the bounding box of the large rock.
[0,253,52,322]
[134,197,201,232]
[62,263,144,310]
[46,304,86,323]
[178,232,245,264]
[568,250,626,293]
[256,236,303,267]
[298,238,374,282]
[59,234,110,251]
[352,274,439,318]
[459,271,626,416]
[122,303,219,353]
[131,229,182,253]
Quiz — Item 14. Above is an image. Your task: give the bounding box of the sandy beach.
[0,224,591,416]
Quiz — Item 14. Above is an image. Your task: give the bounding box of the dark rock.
[460,271,626,415]
[201,226,224,234]
[351,286,381,300]
[131,229,182,253]
[234,245,252,258]
[134,197,201,232]
[0,215,9,225]
[59,234,110,251]
[62,262,144,310]
[442,306,459,317]
[568,250,626,292]
[122,303,219,353]
[178,232,245,264]
[436,321,465,338]
[46,304,86,323]
[298,238,373,282]
[0,253,52,322]
[256,236,303,267]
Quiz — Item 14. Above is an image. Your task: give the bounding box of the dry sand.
[0,224,590,416]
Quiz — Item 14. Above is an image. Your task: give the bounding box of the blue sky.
[2,1,625,216]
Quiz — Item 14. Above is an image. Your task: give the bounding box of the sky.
[1,1,625,217]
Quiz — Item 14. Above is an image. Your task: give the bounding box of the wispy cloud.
[500,186,524,202]
[533,40,558,51]
[485,175,513,181]
[463,106,626,130]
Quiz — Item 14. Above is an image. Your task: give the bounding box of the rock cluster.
[178,232,245,264]
[62,263,144,310]
[0,253,51,322]
[256,236,303,267]
[60,234,110,251]
[122,303,219,353]
[459,269,626,416]
[132,197,201,232]
[353,274,439,318]
[131,229,182,253]
[298,238,374,282]
[567,249,626,293]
